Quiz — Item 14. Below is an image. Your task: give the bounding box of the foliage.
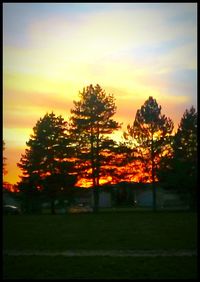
[5,89,197,212]
[17,112,76,214]
[124,96,174,210]
[69,84,120,211]
[159,106,197,209]
[175,106,197,162]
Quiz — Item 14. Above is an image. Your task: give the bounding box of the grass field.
[3,211,197,279]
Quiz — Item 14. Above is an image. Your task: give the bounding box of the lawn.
[3,211,197,279]
[3,256,197,279]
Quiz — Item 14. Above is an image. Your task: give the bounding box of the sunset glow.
[3,3,197,186]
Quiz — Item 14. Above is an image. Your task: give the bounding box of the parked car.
[3,205,21,215]
[68,203,93,214]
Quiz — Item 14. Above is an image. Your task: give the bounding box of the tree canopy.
[69,84,120,211]
[158,106,197,209]
[124,96,174,210]
[14,89,197,213]
[17,112,76,214]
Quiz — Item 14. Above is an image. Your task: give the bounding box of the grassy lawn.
[4,256,197,279]
[3,211,197,279]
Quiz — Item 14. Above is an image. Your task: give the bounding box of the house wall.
[3,192,20,207]
[91,191,112,208]
[99,191,112,208]
[135,188,185,208]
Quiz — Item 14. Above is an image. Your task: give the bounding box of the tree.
[175,106,197,164]
[17,112,76,214]
[159,106,197,209]
[124,96,174,210]
[69,84,120,212]
[17,175,42,214]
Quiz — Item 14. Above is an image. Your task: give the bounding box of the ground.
[3,210,197,279]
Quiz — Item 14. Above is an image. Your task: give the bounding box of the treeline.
[3,84,197,212]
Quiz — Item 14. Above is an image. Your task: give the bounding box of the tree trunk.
[94,128,100,213]
[151,135,156,211]
[90,126,99,213]
[93,186,99,213]
[152,177,156,212]
[51,198,56,215]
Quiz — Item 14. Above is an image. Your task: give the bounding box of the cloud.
[3,127,32,148]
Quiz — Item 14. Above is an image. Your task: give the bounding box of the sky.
[3,3,197,185]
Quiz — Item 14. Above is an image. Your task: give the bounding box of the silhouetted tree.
[69,84,120,212]
[175,106,197,165]
[17,112,76,214]
[43,172,76,214]
[159,106,197,209]
[124,96,174,211]
[17,174,42,213]
[103,142,134,184]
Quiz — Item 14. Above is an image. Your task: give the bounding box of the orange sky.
[3,3,197,185]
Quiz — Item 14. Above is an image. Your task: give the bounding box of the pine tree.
[159,106,197,209]
[69,84,120,212]
[124,96,174,210]
[17,112,76,214]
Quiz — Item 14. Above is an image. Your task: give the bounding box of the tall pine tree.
[69,84,120,212]
[124,96,174,210]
